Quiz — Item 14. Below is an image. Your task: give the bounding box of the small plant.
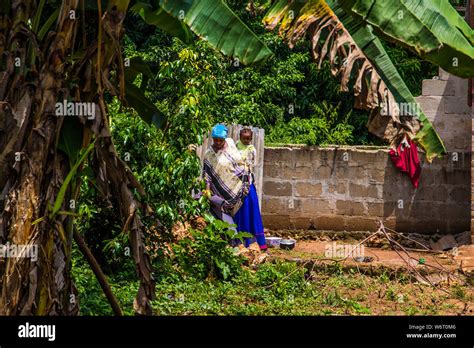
[452,285,466,300]
[379,272,391,284]
[171,214,250,280]
[386,287,397,301]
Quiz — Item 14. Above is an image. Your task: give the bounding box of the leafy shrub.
[71,246,138,316]
[75,192,125,273]
[110,100,208,229]
[266,102,354,145]
[171,215,249,280]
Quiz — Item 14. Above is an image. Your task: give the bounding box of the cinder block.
[392,220,416,233]
[415,96,444,114]
[431,185,448,202]
[429,118,444,129]
[328,182,347,194]
[314,215,346,230]
[445,170,469,186]
[263,164,280,178]
[347,150,376,163]
[419,168,436,186]
[261,146,471,237]
[394,219,447,234]
[380,182,416,201]
[295,148,313,163]
[344,217,378,232]
[444,96,470,114]
[281,166,312,180]
[289,217,313,229]
[447,219,470,234]
[317,149,330,166]
[352,166,369,180]
[264,147,296,165]
[439,68,450,81]
[314,165,332,179]
[369,169,385,183]
[261,197,290,214]
[410,220,447,234]
[309,149,321,163]
[335,165,349,179]
[414,187,433,201]
[454,137,468,152]
[300,198,332,215]
[422,79,455,96]
[393,201,414,221]
[295,182,322,197]
[263,181,292,196]
[349,183,378,198]
[261,214,291,229]
[448,187,470,204]
[451,75,469,96]
[371,201,397,217]
[263,148,278,163]
[383,217,397,230]
[367,202,384,216]
[408,201,440,219]
[383,201,397,217]
[336,200,365,216]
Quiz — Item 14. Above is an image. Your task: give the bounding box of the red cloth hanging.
[389,136,421,188]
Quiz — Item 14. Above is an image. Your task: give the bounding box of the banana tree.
[263,0,474,161]
[0,0,271,315]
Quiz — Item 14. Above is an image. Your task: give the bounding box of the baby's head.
[240,127,253,145]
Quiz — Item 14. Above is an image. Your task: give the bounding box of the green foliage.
[382,41,438,96]
[123,2,441,148]
[171,215,248,280]
[124,18,378,146]
[73,246,473,316]
[266,102,354,145]
[110,99,208,229]
[70,1,454,316]
[75,192,124,274]
[151,260,319,315]
[71,246,138,316]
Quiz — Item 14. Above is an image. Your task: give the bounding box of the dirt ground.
[266,237,474,315]
[270,239,474,271]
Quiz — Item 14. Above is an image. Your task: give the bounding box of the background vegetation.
[72,0,459,315]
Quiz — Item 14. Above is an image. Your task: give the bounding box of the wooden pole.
[73,228,123,316]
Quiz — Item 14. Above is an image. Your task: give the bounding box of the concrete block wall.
[417,68,472,240]
[191,70,471,236]
[261,69,472,235]
[261,146,470,234]
[416,69,471,153]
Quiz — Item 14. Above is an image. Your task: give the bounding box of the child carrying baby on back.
[234,127,267,251]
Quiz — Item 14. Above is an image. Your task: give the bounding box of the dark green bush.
[171,214,250,280]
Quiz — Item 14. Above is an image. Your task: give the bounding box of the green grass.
[72,250,473,316]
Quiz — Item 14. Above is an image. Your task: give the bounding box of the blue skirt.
[234,184,267,250]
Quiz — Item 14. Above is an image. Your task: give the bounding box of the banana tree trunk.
[0,0,80,315]
[0,0,155,315]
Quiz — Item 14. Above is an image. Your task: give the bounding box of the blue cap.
[211,124,228,139]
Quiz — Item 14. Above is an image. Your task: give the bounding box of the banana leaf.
[264,0,446,160]
[122,50,166,128]
[124,55,155,90]
[328,0,446,160]
[131,2,194,44]
[124,80,167,129]
[152,0,273,65]
[345,0,474,78]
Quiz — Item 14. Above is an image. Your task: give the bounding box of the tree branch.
[73,227,123,316]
